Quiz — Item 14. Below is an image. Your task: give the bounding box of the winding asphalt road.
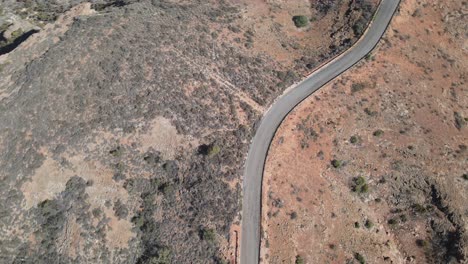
[240,0,400,263]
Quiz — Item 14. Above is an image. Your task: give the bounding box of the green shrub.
[146,247,172,264]
[364,219,373,229]
[132,214,145,229]
[354,253,366,264]
[353,17,368,36]
[351,82,366,93]
[350,135,359,144]
[200,228,216,242]
[208,145,221,156]
[373,129,384,137]
[10,28,24,39]
[158,182,174,196]
[295,255,305,264]
[462,174,468,180]
[331,159,342,168]
[352,176,369,194]
[412,203,427,214]
[198,144,221,156]
[292,16,309,28]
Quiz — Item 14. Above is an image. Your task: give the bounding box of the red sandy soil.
[262,0,467,263]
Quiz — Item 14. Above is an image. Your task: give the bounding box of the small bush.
[416,239,429,248]
[331,159,342,168]
[373,129,384,137]
[354,253,366,264]
[92,208,102,218]
[387,218,398,227]
[292,16,309,28]
[462,174,468,180]
[146,247,172,264]
[295,255,305,264]
[354,222,360,228]
[200,228,216,242]
[350,135,359,144]
[208,145,221,156]
[290,211,298,220]
[113,199,128,220]
[158,182,174,196]
[352,176,369,194]
[400,214,408,223]
[412,203,428,214]
[364,219,373,229]
[198,144,221,156]
[364,108,378,116]
[10,28,24,39]
[454,112,465,130]
[109,146,123,157]
[351,82,366,93]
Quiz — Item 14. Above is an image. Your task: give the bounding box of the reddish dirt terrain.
[262,0,467,263]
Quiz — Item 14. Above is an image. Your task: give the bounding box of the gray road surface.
[240,0,401,263]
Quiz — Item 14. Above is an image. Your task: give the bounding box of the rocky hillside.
[0,0,378,263]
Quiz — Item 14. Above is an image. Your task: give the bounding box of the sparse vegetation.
[352,176,369,194]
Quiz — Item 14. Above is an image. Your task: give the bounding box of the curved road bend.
[240,0,401,263]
